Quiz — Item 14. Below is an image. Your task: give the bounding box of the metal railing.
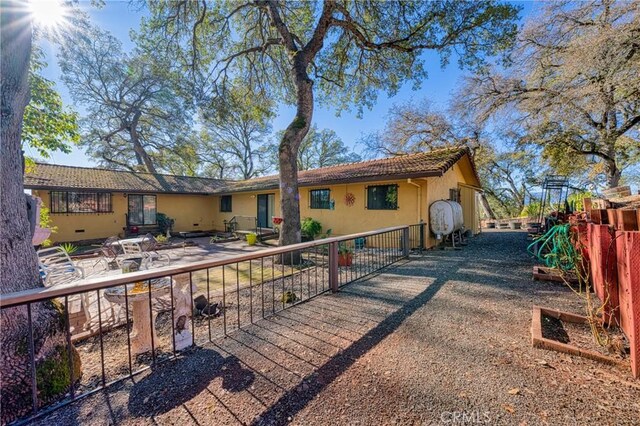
[408,222,427,252]
[223,215,258,234]
[0,225,412,425]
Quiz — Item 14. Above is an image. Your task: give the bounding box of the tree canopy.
[22,48,80,163]
[142,0,521,248]
[58,22,195,174]
[461,0,640,188]
[201,86,274,179]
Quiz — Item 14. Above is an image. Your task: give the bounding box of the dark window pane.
[50,191,67,213]
[310,189,330,209]
[128,195,144,225]
[220,195,232,212]
[367,185,398,210]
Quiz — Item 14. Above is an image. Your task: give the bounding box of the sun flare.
[29,0,67,28]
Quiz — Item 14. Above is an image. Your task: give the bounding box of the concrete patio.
[31,231,640,425]
[66,237,274,336]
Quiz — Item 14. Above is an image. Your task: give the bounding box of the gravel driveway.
[30,230,640,425]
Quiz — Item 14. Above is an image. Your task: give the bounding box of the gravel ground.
[29,231,640,425]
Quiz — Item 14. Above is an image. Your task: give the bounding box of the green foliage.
[301,218,322,240]
[156,213,175,234]
[520,202,541,218]
[22,48,80,158]
[39,206,57,247]
[36,344,80,403]
[338,242,354,255]
[60,243,78,255]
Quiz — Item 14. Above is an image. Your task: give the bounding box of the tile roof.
[224,146,477,193]
[25,146,478,194]
[24,164,228,194]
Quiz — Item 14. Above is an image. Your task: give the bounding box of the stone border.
[531,306,627,368]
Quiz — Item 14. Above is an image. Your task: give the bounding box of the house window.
[128,194,157,225]
[309,189,331,209]
[50,191,112,213]
[366,185,398,210]
[220,195,232,212]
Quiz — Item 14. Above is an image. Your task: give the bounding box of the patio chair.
[121,234,170,269]
[141,233,171,267]
[93,236,122,271]
[37,246,92,332]
[37,246,85,286]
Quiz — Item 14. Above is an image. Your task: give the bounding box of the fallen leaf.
[508,388,520,395]
[502,404,515,414]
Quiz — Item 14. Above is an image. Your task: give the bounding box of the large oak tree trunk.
[1,3,79,422]
[277,60,313,263]
[605,158,621,189]
[130,111,157,173]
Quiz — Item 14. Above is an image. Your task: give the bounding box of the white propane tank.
[429,200,464,239]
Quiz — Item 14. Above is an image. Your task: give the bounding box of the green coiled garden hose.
[527,224,578,271]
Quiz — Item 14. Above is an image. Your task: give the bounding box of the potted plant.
[272,216,283,234]
[157,213,175,238]
[301,217,322,242]
[338,243,353,266]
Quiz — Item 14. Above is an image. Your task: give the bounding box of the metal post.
[329,241,339,293]
[419,221,425,251]
[402,226,411,257]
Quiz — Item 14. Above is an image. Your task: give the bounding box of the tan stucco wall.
[213,191,280,231]
[35,190,127,242]
[34,156,479,246]
[157,193,216,233]
[298,180,423,236]
[35,190,216,243]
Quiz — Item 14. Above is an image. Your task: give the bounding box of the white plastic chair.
[37,246,85,285]
[37,246,91,331]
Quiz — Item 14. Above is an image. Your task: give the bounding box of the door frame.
[256,193,275,229]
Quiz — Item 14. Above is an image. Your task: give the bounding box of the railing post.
[419,221,425,251]
[402,226,410,258]
[329,241,339,292]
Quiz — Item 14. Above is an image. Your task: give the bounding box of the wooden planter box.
[615,231,640,379]
[587,224,620,325]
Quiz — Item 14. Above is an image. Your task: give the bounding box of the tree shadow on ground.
[254,277,445,426]
[128,348,254,417]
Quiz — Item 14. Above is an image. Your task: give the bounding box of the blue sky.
[34,1,536,169]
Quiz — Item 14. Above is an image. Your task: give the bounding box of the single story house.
[24,146,482,247]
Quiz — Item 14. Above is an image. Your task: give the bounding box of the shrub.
[301,217,322,240]
[157,213,175,234]
[40,206,57,247]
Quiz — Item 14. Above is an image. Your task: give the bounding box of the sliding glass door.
[128,194,157,225]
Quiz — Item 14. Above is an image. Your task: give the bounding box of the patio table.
[110,237,146,246]
[104,277,173,355]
